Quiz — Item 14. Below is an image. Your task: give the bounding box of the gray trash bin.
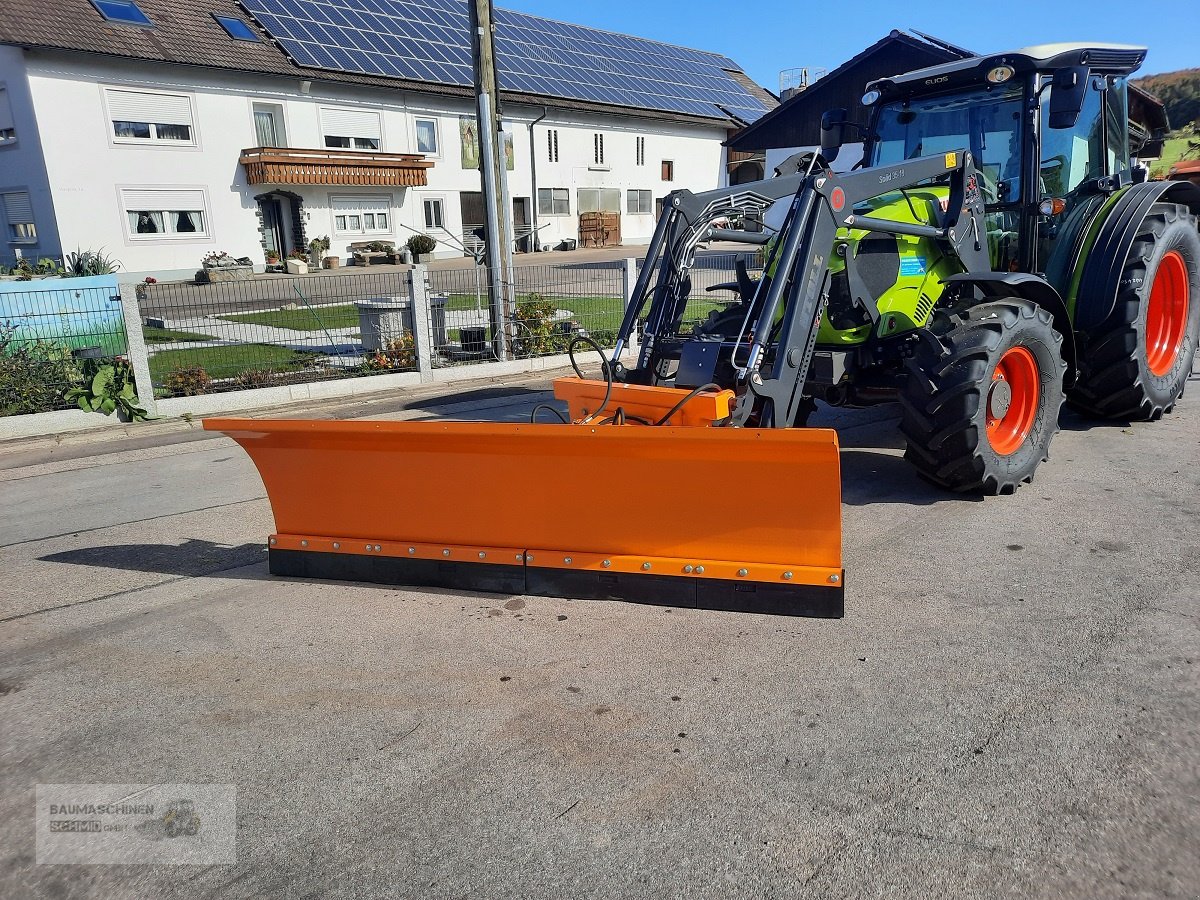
[357,298,413,352]
[429,294,448,349]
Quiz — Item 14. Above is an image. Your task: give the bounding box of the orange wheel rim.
[1146,250,1190,377]
[986,346,1039,456]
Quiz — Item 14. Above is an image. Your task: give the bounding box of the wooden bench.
[349,241,407,266]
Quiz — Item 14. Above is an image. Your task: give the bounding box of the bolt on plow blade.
[204,419,845,617]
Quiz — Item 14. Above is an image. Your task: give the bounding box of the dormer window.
[89,0,153,28]
[214,15,260,42]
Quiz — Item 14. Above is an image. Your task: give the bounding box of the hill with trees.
[1134,68,1200,128]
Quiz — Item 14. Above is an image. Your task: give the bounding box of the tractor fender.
[941,272,1077,385]
[1075,180,1200,332]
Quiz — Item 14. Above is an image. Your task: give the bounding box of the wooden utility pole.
[469,0,513,359]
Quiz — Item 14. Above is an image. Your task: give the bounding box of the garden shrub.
[163,365,212,396]
[0,327,80,416]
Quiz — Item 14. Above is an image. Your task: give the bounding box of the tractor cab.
[857,44,1150,288]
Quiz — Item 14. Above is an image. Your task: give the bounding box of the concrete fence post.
[118,282,159,417]
[408,265,434,382]
[621,257,639,359]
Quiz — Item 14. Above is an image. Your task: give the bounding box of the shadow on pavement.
[40,540,267,578]
[814,403,980,507]
[405,386,545,410]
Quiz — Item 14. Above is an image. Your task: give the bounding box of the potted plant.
[407,234,437,264]
[309,235,331,267]
[265,249,281,269]
[285,250,309,275]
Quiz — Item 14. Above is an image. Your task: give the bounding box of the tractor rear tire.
[900,299,1066,495]
[1070,202,1200,421]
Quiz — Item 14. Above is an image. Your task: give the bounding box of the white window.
[2,192,36,242]
[332,196,391,235]
[636,136,645,166]
[0,85,15,144]
[414,117,438,154]
[321,107,382,151]
[422,198,445,230]
[627,190,653,215]
[577,188,620,213]
[105,87,195,145]
[120,188,208,240]
[252,102,286,147]
[546,128,559,162]
[593,133,605,165]
[537,187,569,217]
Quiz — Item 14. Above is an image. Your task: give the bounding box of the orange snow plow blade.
[204,418,844,617]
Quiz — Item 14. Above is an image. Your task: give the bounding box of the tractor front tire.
[901,299,1067,495]
[1070,202,1200,420]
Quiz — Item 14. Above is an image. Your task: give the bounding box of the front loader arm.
[614,150,989,427]
[738,151,991,427]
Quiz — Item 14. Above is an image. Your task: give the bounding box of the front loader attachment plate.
[204,418,845,617]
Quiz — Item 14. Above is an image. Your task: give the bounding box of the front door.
[260,197,286,261]
[460,191,485,257]
[512,197,531,252]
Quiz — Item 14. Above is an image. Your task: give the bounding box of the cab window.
[869,83,1024,203]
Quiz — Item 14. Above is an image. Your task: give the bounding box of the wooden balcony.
[239,147,434,187]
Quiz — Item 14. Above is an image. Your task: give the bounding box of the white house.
[0,0,775,279]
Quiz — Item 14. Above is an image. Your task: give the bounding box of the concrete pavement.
[1,373,1197,898]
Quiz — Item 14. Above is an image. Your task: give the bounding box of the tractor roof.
[868,42,1147,100]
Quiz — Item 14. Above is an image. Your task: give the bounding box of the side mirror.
[820,108,849,163]
[1048,66,1090,129]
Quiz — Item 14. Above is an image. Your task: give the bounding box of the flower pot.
[323,256,341,269]
[285,259,309,275]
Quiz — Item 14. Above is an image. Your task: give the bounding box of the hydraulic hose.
[655,383,722,426]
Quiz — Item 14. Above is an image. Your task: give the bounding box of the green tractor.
[210,43,1198,616]
[610,42,1200,494]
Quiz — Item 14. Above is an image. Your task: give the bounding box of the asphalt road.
[1,374,1198,898]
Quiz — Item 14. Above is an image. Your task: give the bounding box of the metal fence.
[138,263,638,394]
[1,277,128,416]
[139,269,421,397]
[423,261,627,368]
[1,249,769,416]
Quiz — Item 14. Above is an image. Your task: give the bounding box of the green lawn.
[150,343,323,385]
[223,304,362,331]
[220,294,629,331]
[143,325,214,344]
[216,294,730,341]
[1150,132,1198,179]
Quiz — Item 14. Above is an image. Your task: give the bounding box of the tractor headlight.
[986,65,1015,84]
[861,89,881,106]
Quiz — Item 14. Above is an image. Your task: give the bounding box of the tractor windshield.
[868,83,1025,204]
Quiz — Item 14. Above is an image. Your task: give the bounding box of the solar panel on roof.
[238,0,769,122]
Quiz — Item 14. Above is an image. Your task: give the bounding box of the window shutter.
[333,196,390,213]
[0,87,13,132]
[321,107,382,141]
[107,89,193,125]
[121,188,205,211]
[2,192,33,222]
